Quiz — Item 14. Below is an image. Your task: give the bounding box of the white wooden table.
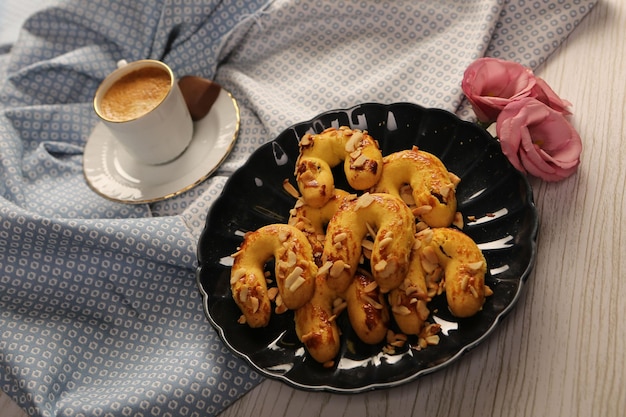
[2,0,624,416]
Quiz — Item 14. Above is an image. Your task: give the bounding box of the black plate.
[196,102,538,393]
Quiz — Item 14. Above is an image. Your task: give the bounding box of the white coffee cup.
[93,59,193,165]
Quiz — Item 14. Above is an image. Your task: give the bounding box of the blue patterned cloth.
[0,1,595,416]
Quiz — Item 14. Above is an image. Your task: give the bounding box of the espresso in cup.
[99,67,171,122]
[93,60,193,165]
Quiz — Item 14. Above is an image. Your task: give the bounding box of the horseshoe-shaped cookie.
[230,224,317,327]
[288,189,352,265]
[371,147,459,228]
[388,240,431,335]
[319,192,416,294]
[417,227,488,317]
[294,274,342,364]
[344,269,390,344]
[295,126,383,208]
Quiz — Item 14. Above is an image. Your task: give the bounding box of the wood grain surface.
[217,1,626,416]
[2,0,624,416]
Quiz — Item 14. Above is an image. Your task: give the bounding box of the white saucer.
[83,88,240,204]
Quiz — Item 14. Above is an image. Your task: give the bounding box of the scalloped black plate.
[196,102,538,393]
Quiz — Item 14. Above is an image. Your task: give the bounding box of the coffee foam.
[99,67,171,122]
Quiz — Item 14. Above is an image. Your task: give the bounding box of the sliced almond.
[392,305,412,316]
[250,296,260,313]
[467,260,485,271]
[412,205,433,216]
[329,260,346,278]
[282,179,300,198]
[230,268,246,284]
[362,280,378,293]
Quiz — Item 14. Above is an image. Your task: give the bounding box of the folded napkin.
[0,0,596,416]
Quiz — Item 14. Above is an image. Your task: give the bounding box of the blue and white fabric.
[0,0,596,416]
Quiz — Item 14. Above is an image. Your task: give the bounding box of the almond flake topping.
[286,250,298,267]
[416,227,433,243]
[333,232,348,243]
[412,205,433,216]
[379,236,393,250]
[285,266,304,290]
[352,154,369,168]
[425,335,440,345]
[332,299,347,316]
[415,221,429,232]
[421,258,438,274]
[361,239,374,251]
[317,261,333,276]
[485,285,494,297]
[299,170,315,182]
[239,286,249,303]
[365,222,377,238]
[267,287,279,301]
[460,275,470,291]
[467,260,485,271]
[363,294,384,310]
[392,305,411,316]
[289,276,306,292]
[417,301,430,321]
[469,285,480,298]
[329,260,346,278]
[282,179,300,198]
[354,192,375,210]
[439,185,451,199]
[300,133,312,146]
[278,230,290,243]
[362,280,378,293]
[230,268,246,284]
[373,259,388,272]
[449,172,461,186]
[344,131,363,153]
[250,296,260,313]
[422,245,439,265]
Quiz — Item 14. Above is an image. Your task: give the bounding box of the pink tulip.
[462,58,536,123]
[496,98,582,182]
